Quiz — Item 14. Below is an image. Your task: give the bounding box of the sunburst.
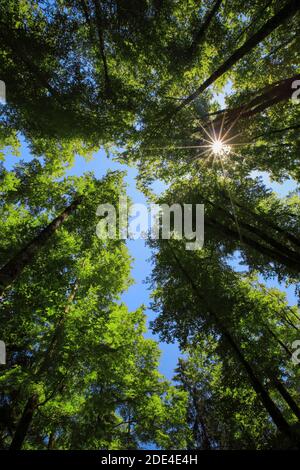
[140,107,258,169]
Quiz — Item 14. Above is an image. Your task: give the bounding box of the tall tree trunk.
[168,244,300,447]
[206,74,300,136]
[218,189,300,251]
[9,394,38,450]
[175,0,300,113]
[193,395,211,449]
[253,124,300,142]
[205,216,300,273]
[9,282,78,450]
[233,0,274,46]
[37,281,79,375]
[47,432,56,450]
[265,324,293,357]
[272,376,300,422]
[0,197,83,296]
[188,0,223,58]
[201,192,300,266]
[92,0,111,96]
[258,330,300,423]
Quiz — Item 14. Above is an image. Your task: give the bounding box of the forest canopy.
[0,0,300,451]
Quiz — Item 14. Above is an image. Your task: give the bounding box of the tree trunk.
[37,281,79,375]
[92,0,111,96]
[219,189,300,251]
[207,74,300,136]
[9,282,78,450]
[0,197,83,296]
[188,0,223,58]
[265,325,293,358]
[202,193,300,266]
[272,376,300,422]
[47,432,56,450]
[205,216,300,273]
[9,394,38,450]
[175,0,300,113]
[168,245,300,447]
[253,124,300,142]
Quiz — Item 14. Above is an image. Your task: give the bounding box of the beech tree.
[0,161,188,450]
[1,0,300,451]
[149,239,300,448]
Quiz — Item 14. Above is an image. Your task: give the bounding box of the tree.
[149,238,300,448]
[0,160,188,449]
[174,0,300,113]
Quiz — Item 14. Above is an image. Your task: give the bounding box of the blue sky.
[5,140,299,383]
[3,76,299,381]
[67,151,180,380]
[4,142,180,380]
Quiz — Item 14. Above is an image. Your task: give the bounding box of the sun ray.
[190,147,212,162]
[216,153,243,244]
[210,118,218,142]
[221,132,241,144]
[197,120,216,142]
[218,111,226,142]
[220,110,244,142]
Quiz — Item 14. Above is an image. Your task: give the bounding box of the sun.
[211,139,231,157]
[212,140,223,155]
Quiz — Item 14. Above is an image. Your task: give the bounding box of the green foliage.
[1,0,300,451]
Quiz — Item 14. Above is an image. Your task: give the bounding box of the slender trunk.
[282,316,299,332]
[262,327,299,423]
[168,245,300,446]
[265,35,296,60]
[275,308,299,332]
[9,394,38,450]
[92,0,110,96]
[217,74,300,125]
[9,282,78,450]
[219,189,300,251]
[47,432,56,450]
[202,193,300,264]
[265,325,293,357]
[188,0,223,58]
[0,197,83,296]
[175,0,300,112]
[79,0,96,42]
[272,376,300,422]
[202,74,300,123]
[205,216,300,273]
[193,395,211,449]
[37,281,79,375]
[253,124,300,142]
[233,0,274,46]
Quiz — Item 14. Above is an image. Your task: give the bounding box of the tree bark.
[9,394,38,450]
[205,216,300,273]
[201,193,300,266]
[272,376,300,422]
[168,245,300,447]
[0,197,83,296]
[188,0,223,58]
[175,0,300,113]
